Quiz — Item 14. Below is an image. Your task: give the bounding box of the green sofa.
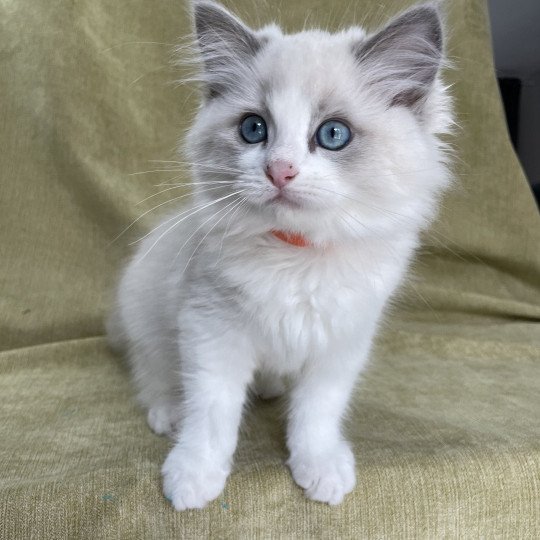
[1,0,539,537]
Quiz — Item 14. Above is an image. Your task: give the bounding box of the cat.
[107,0,453,511]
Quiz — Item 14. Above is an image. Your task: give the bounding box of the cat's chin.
[265,187,330,212]
[269,192,303,209]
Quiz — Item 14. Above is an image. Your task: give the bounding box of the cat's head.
[185,1,453,245]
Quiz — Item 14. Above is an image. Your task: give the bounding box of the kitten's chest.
[221,241,400,363]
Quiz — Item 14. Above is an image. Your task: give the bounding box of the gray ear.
[355,4,443,108]
[193,1,261,97]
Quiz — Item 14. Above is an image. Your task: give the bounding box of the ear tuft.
[193,1,261,97]
[355,3,444,109]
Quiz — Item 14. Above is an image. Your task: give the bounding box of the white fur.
[108,1,453,510]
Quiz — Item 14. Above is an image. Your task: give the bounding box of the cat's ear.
[193,1,261,97]
[354,3,444,109]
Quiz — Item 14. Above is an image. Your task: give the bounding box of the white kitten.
[108,0,453,510]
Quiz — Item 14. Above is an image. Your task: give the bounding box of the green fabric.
[1,0,539,537]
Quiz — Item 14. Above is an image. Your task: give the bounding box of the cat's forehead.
[256,29,365,112]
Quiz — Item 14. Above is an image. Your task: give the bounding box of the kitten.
[107,0,453,510]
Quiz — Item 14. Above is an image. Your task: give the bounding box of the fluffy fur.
[108,0,453,510]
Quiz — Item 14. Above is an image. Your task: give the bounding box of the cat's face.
[187,1,452,244]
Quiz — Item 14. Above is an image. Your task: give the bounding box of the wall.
[488,0,540,187]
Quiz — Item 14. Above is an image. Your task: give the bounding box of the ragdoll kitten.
[108,0,452,510]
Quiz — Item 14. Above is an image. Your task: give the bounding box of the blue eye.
[316,120,351,151]
[240,115,267,144]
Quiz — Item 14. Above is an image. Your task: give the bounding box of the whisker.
[130,193,236,246]
[129,205,204,246]
[136,190,247,262]
[128,168,187,176]
[180,197,247,275]
[173,195,245,268]
[149,159,255,176]
[215,197,249,265]
[109,191,210,246]
[100,41,175,54]
[128,163,249,177]
[128,65,168,88]
[156,181,235,187]
[135,183,229,206]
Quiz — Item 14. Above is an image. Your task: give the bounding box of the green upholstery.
[1,0,539,537]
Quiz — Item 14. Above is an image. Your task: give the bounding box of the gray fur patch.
[354,4,443,108]
[194,1,263,98]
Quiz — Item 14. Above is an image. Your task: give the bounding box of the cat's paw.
[161,447,228,511]
[288,442,356,505]
[147,403,181,437]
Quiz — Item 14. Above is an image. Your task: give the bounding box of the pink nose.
[265,160,298,189]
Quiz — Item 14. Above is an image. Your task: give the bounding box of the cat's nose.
[265,160,298,189]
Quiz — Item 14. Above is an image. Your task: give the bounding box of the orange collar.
[271,230,312,247]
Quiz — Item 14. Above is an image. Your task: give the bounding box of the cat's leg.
[162,326,255,511]
[128,339,182,437]
[107,285,182,436]
[286,343,371,505]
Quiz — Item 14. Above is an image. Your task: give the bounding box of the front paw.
[288,442,356,505]
[162,447,229,511]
